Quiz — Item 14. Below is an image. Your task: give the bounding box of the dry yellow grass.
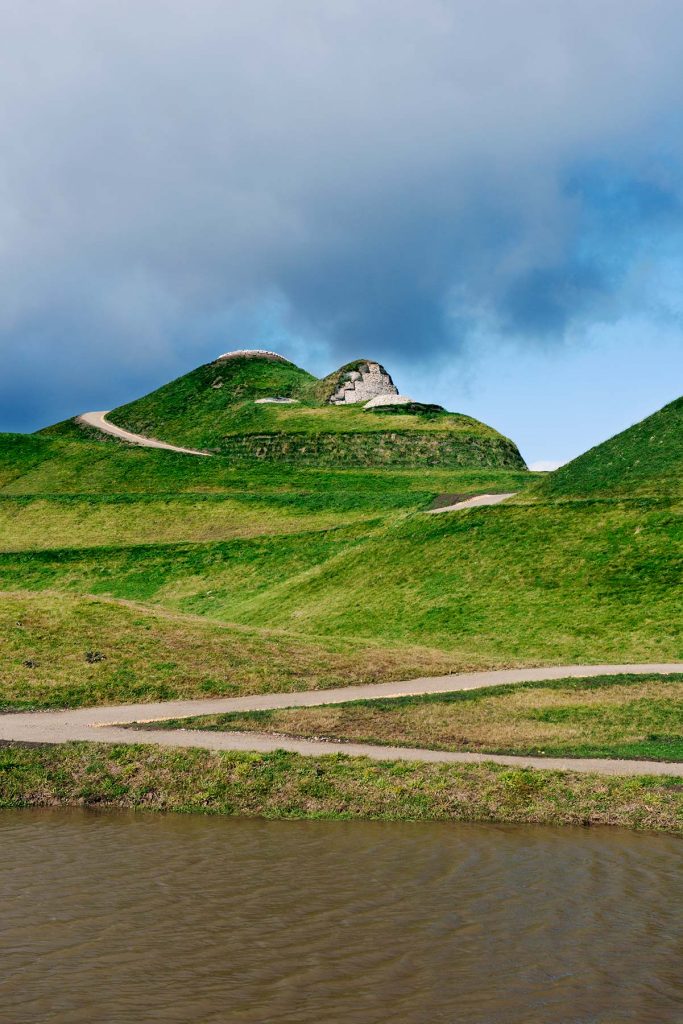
[0,589,464,710]
[161,676,683,761]
[2,743,682,832]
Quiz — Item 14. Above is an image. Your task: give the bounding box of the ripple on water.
[0,810,681,1024]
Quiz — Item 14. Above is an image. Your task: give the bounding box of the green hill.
[1,374,682,829]
[529,395,683,499]
[0,428,530,550]
[69,351,527,469]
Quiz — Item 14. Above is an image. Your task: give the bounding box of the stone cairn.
[328,361,399,404]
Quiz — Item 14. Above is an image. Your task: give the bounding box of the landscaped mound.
[531,395,683,499]
[83,351,526,469]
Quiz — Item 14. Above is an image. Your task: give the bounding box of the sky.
[1,1,682,467]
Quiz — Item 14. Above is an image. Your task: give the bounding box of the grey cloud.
[2,0,683,428]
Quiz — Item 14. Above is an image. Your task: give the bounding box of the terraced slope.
[71,352,526,469]
[0,430,530,552]
[1,495,679,666]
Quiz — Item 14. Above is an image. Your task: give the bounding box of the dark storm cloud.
[3,0,683,429]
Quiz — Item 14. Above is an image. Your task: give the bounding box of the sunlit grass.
[153,674,683,762]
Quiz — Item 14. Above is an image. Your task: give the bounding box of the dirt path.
[2,663,682,775]
[426,492,517,513]
[77,411,212,457]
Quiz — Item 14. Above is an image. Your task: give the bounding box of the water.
[0,810,681,1023]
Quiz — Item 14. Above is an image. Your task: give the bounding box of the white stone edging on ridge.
[216,349,292,363]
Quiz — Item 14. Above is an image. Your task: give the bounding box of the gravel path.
[426,492,517,513]
[77,411,212,457]
[2,663,682,775]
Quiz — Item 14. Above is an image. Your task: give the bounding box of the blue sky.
[1,1,682,466]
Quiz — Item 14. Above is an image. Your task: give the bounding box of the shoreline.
[2,741,681,834]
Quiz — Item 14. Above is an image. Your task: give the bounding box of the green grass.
[0,493,390,550]
[0,590,461,711]
[1,743,681,831]
[1,386,681,830]
[0,429,531,551]
[89,353,526,467]
[0,498,679,665]
[154,674,683,762]
[523,395,683,500]
[0,430,529,499]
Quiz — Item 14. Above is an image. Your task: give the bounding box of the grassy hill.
[2,388,678,677]
[53,352,527,469]
[0,425,530,710]
[526,395,683,500]
[0,429,530,549]
[1,381,682,830]
[3,498,676,667]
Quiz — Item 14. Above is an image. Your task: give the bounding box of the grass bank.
[521,394,683,501]
[1,500,680,665]
[0,591,462,711]
[1,743,681,833]
[152,674,683,763]
[1,431,529,501]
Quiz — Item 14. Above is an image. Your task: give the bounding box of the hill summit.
[531,395,683,499]
[91,349,526,470]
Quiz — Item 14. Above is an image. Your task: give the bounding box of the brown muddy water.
[0,811,681,1024]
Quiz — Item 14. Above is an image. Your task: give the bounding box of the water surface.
[1,810,681,1023]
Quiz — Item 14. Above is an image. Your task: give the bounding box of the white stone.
[216,349,291,363]
[254,397,299,404]
[363,394,414,408]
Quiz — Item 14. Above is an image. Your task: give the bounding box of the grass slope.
[77,353,527,468]
[2,744,681,832]
[0,429,530,551]
[0,430,529,499]
[159,674,683,762]
[0,590,459,711]
[526,395,683,499]
[0,499,679,666]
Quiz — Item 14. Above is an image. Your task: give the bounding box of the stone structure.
[328,361,399,405]
[216,349,291,364]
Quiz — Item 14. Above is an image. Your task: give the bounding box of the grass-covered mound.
[528,395,683,499]
[0,429,530,551]
[0,428,528,501]
[55,352,527,469]
[0,590,458,711]
[1,498,679,666]
[1,404,679,672]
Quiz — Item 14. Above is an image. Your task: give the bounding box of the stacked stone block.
[328,361,399,404]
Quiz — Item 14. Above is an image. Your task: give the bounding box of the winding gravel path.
[77,411,212,457]
[2,663,682,775]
